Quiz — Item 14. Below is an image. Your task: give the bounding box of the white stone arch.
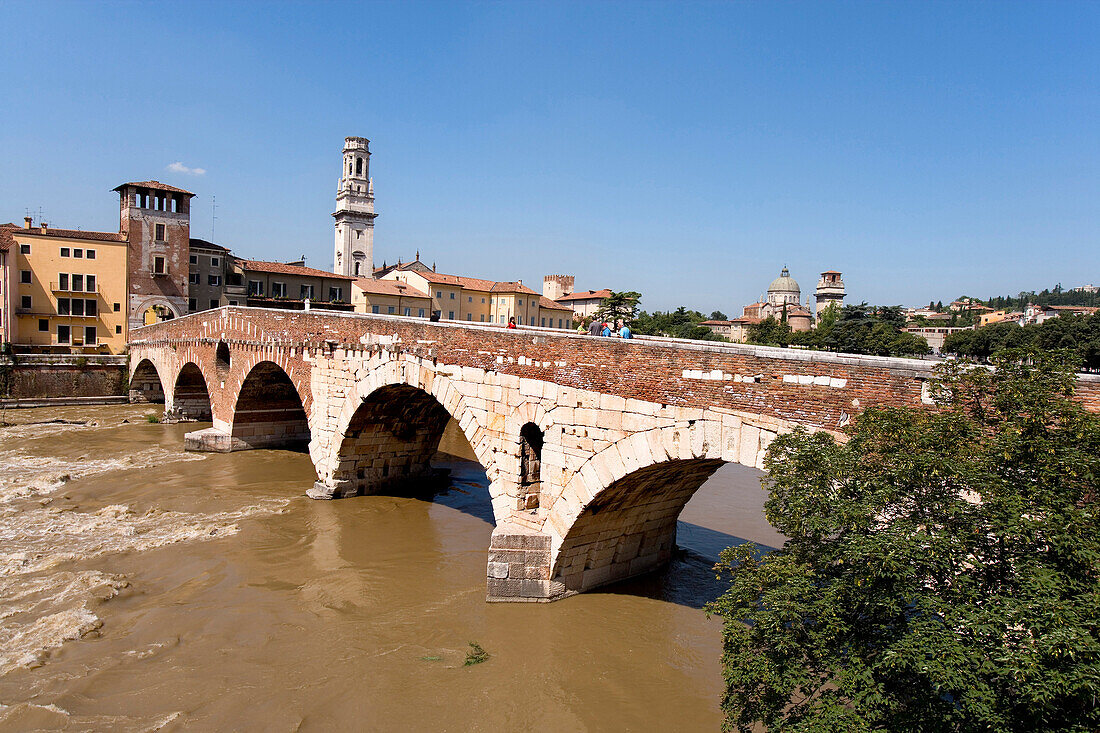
[543,412,804,558]
[131,294,182,325]
[128,351,171,404]
[322,355,500,514]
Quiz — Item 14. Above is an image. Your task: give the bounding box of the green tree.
[710,310,729,321]
[709,349,1100,732]
[633,307,727,341]
[747,316,792,347]
[594,291,641,326]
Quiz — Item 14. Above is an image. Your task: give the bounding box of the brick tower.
[113,180,194,329]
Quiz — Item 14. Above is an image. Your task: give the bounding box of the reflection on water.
[0,407,782,731]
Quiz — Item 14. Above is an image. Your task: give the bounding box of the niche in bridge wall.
[171,363,211,422]
[215,341,230,381]
[231,361,309,450]
[129,359,165,404]
[519,422,544,510]
[334,384,459,496]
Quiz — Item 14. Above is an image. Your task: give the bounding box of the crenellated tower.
[333,136,377,277]
[815,270,846,320]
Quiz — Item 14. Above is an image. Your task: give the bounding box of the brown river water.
[0,404,785,732]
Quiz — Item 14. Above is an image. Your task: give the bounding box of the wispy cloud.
[166,161,206,176]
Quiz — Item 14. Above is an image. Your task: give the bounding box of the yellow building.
[352,277,433,317]
[4,219,129,353]
[240,260,356,312]
[377,261,574,329]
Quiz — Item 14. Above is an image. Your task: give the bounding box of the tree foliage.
[709,349,1100,732]
[984,287,1100,312]
[748,303,931,357]
[944,312,1100,372]
[633,306,727,341]
[594,291,642,326]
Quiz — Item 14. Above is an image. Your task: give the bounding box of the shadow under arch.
[171,362,212,421]
[551,457,727,596]
[129,358,165,404]
[331,384,492,517]
[231,360,310,450]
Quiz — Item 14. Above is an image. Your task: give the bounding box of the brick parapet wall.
[130,307,962,433]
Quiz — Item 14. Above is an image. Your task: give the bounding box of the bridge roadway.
[127,306,1100,602]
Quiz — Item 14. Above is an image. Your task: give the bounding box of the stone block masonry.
[1,355,129,400]
[128,307,1100,602]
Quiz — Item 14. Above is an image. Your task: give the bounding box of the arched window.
[356,157,363,175]
[354,262,360,276]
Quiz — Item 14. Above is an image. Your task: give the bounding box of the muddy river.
[0,404,784,731]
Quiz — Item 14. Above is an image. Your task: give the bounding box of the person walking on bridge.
[587,318,602,336]
[507,316,517,329]
[619,321,633,339]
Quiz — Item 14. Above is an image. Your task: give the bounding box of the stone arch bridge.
[127,306,983,602]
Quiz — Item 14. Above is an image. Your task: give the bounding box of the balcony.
[51,282,101,294]
[151,267,169,277]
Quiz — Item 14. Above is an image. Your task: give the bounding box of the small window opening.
[215,341,231,379]
[519,422,544,510]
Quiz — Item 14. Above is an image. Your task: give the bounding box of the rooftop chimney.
[40,223,48,233]
[23,217,31,229]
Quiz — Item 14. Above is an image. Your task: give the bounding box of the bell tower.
[332,136,377,277]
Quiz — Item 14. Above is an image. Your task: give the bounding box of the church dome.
[768,267,800,295]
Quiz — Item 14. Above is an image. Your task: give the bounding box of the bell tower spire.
[333,136,377,277]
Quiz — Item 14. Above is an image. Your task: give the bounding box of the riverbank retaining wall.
[0,355,129,399]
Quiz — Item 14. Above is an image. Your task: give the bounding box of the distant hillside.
[978,285,1100,311]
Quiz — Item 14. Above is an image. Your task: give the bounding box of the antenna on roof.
[211,195,217,240]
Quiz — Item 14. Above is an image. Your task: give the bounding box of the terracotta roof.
[189,238,230,252]
[113,180,195,196]
[240,260,356,280]
[406,269,498,291]
[556,288,612,302]
[490,281,538,295]
[730,316,763,324]
[8,225,125,242]
[788,308,812,317]
[820,270,842,275]
[0,223,15,252]
[354,277,432,297]
[1046,305,1099,313]
[699,320,732,326]
[538,296,572,311]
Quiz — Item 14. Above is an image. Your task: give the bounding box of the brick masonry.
[129,306,1100,602]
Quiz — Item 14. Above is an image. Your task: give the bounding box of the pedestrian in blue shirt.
[619,321,632,339]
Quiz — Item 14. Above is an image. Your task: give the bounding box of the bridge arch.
[129,357,166,404]
[541,416,796,597]
[171,362,212,422]
[230,359,311,450]
[317,357,496,510]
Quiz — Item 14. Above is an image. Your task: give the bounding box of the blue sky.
[2,1,1097,312]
